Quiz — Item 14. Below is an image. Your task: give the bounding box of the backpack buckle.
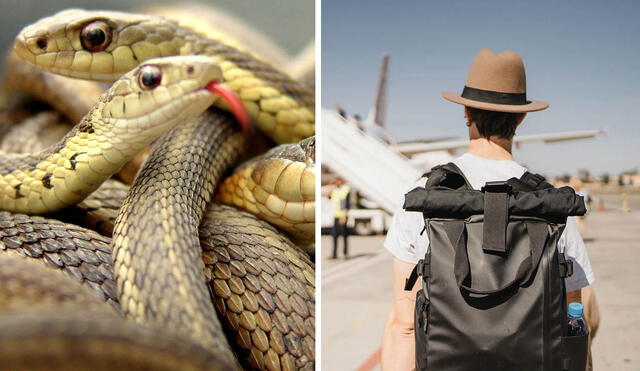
[523,172,546,187]
[558,253,574,278]
[404,259,430,291]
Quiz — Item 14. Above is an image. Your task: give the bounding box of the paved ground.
[321,193,640,371]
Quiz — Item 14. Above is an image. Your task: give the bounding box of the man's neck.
[467,137,514,160]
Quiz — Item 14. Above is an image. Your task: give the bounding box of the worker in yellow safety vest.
[330,177,351,259]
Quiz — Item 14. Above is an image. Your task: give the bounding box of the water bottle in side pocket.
[568,302,588,336]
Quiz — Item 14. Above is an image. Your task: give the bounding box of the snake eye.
[80,21,112,52]
[36,37,48,50]
[304,137,315,163]
[138,65,162,90]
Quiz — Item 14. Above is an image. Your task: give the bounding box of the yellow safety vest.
[330,184,350,219]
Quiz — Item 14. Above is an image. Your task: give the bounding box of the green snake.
[1,7,315,370]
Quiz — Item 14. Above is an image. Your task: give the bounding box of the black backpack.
[403,163,589,371]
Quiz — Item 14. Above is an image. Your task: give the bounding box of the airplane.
[396,129,607,156]
[356,54,604,168]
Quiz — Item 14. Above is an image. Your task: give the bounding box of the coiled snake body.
[0,7,315,371]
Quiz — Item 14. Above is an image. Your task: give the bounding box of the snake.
[0,202,315,369]
[0,54,248,364]
[13,9,316,251]
[139,3,293,70]
[0,254,236,370]
[216,136,315,247]
[0,111,69,154]
[0,101,315,368]
[1,51,148,184]
[2,50,103,125]
[0,55,239,214]
[14,8,315,144]
[11,8,317,240]
[108,106,313,367]
[1,7,316,370]
[0,54,252,367]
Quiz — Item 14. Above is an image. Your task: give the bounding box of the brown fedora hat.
[442,49,549,113]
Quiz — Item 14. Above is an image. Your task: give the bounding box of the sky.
[322,0,639,177]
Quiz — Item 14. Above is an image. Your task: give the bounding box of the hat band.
[461,86,528,105]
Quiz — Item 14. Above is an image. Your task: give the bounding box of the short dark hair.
[467,107,525,139]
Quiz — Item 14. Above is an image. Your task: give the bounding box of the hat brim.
[441,92,549,113]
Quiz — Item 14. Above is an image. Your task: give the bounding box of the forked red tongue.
[206,81,252,134]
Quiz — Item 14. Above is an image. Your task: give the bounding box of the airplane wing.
[394,129,606,156]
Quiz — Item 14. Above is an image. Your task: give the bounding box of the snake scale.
[113,110,244,366]
[0,203,315,369]
[0,255,227,370]
[0,6,315,371]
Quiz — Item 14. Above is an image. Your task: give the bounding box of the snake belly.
[216,136,315,246]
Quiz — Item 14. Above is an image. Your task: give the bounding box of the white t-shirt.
[384,153,595,292]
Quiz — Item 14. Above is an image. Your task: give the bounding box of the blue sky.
[322,0,639,176]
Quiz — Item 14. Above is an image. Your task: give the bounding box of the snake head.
[14,8,251,133]
[97,55,246,140]
[14,9,177,81]
[300,136,316,165]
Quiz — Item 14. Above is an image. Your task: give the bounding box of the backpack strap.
[481,181,512,253]
[481,172,551,253]
[424,162,473,190]
[558,253,574,278]
[404,254,431,291]
[448,220,549,295]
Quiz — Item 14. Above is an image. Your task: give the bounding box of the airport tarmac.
[321,192,640,371]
